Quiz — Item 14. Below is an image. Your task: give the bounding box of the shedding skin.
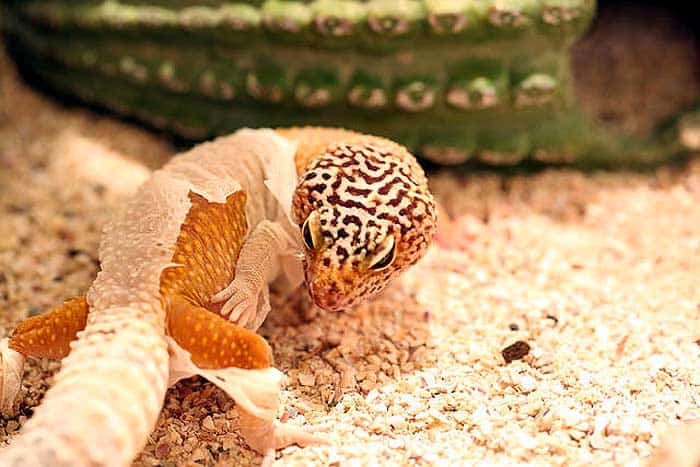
[160,190,271,370]
[7,191,268,370]
[0,127,436,466]
[159,191,247,309]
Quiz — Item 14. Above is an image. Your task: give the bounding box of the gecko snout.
[312,293,347,312]
[306,275,352,312]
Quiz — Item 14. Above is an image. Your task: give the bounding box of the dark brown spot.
[546,314,559,325]
[327,194,366,210]
[501,341,531,364]
[335,246,349,260]
[348,186,372,197]
[365,159,381,171]
[342,215,362,226]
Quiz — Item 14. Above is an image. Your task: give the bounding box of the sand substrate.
[1,48,699,466]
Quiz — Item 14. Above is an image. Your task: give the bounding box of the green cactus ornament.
[2,0,698,166]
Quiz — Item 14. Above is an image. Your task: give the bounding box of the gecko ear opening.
[369,236,396,271]
[301,211,322,250]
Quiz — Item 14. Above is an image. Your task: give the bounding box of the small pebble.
[297,372,316,387]
[155,443,171,458]
[201,416,215,432]
[502,341,532,364]
[517,374,537,394]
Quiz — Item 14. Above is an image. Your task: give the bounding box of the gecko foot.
[211,280,258,328]
[238,409,328,467]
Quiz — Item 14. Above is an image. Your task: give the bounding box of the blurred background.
[4,0,700,168]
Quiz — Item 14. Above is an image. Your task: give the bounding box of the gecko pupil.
[302,217,315,249]
[370,243,395,271]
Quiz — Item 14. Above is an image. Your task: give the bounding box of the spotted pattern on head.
[292,140,436,311]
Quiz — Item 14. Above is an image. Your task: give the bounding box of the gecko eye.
[369,236,396,271]
[301,211,322,250]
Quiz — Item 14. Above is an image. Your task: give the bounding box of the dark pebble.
[502,340,531,364]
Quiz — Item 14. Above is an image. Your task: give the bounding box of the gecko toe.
[211,284,234,303]
[220,289,258,328]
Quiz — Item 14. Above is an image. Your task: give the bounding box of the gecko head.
[291,141,436,312]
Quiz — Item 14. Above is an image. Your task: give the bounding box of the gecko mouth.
[306,280,351,312]
[313,299,349,313]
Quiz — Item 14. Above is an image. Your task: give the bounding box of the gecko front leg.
[211,220,295,329]
[166,293,324,466]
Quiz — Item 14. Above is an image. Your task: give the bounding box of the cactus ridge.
[19,0,595,49]
[12,22,570,112]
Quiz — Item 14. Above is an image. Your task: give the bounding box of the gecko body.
[0,127,436,466]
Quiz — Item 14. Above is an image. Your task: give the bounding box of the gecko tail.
[0,301,170,467]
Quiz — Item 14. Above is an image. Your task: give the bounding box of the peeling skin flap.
[166,337,283,421]
[0,338,25,415]
[261,135,298,225]
[260,135,305,294]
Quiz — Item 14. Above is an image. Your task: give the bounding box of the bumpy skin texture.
[5,0,692,167]
[0,127,436,467]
